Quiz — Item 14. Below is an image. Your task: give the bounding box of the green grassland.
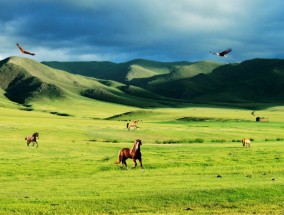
[0,101,284,214]
[1,56,284,214]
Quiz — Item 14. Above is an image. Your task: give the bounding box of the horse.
[260,117,268,122]
[126,120,139,131]
[256,117,268,122]
[25,132,39,148]
[242,138,251,148]
[115,139,143,170]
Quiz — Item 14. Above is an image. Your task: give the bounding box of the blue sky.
[1,0,284,63]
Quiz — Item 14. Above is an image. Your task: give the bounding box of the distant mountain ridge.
[43,58,284,104]
[42,59,197,83]
[0,57,178,107]
[1,56,284,108]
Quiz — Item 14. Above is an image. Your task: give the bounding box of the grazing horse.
[25,132,39,148]
[256,117,268,122]
[242,138,251,148]
[126,120,139,131]
[115,139,143,170]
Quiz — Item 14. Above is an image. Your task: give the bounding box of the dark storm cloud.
[1,0,284,62]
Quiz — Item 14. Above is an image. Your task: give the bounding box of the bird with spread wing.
[16,43,35,56]
[210,48,232,57]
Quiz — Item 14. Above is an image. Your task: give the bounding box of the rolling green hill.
[1,57,284,110]
[0,57,180,110]
[129,60,223,87]
[0,57,64,104]
[43,58,284,106]
[42,59,194,83]
[151,59,284,103]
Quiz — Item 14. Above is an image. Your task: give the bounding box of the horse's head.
[34,132,39,138]
[134,139,142,149]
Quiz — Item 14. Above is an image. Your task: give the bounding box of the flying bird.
[16,43,35,56]
[210,48,232,57]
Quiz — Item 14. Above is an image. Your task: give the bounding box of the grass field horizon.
[0,98,284,214]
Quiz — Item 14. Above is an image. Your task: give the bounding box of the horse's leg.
[124,160,129,170]
[35,141,38,148]
[27,140,30,147]
[32,139,36,146]
[138,157,143,169]
[132,158,137,168]
[121,158,128,170]
[120,159,124,169]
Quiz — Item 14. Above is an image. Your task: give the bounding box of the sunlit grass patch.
[0,105,284,214]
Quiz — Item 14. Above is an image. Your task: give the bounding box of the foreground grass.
[0,106,284,214]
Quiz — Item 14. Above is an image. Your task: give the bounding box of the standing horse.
[115,139,143,170]
[256,117,268,122]
[126,120,139,131]
[25,132,39,148]
[242,138,251,148]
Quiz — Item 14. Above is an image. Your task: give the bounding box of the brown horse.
[242,138,251,148]
[25,132,39,148]
[115,139,143,170]
[126,120,139,131]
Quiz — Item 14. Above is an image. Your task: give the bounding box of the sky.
[1,0,284,63]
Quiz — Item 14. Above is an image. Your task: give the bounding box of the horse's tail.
[115,150,122,164]
[126,123,129,128]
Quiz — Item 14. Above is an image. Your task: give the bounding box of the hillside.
[0,57,64,104]
[1,57,284,110]
[43,58,284,105]
[129,60,223,86]
[42,59,194,83]
[0,57,179,109]
[149,59,284,103]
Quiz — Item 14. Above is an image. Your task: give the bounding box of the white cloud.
[1,0,284,62]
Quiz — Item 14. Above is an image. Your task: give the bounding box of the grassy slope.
[1,57,183,110]
[0,57,143,117]
[0,89,20,109]
[43,58,284,106]
[147,59,284,104]
[0,105,284,214]
[42,59,193,83]
[145,61,223,85]
[4,57,107,94]
[42,60,128,83]
[196,59,284,103]
[126,64,166,81]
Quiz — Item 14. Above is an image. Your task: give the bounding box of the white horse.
[242,138,251,148]
[126,120,139,131]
